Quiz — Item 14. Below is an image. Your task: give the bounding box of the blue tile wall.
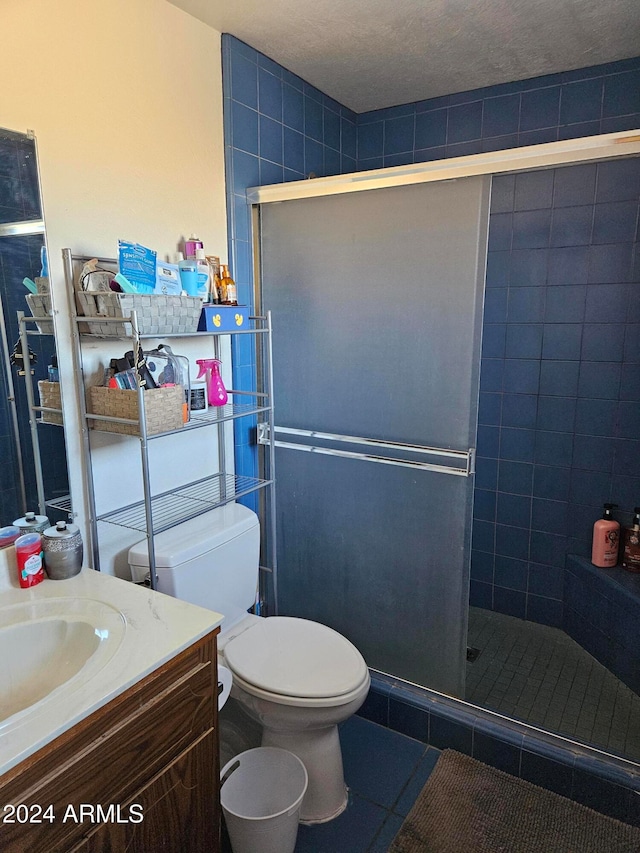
[222,35,358,508]
[472,157,640,626]
[356,58,640,169]
[223,42,640,620]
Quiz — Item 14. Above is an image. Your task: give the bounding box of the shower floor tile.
[466,606,640,763]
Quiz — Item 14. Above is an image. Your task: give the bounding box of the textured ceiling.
[168,0,640,112]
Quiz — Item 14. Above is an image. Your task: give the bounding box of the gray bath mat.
[389,749,640,853]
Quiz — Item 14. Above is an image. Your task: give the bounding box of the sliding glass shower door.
[258,177,489,697]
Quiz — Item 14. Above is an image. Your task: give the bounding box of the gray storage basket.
[25,293,54,334]
[76,292,202,336]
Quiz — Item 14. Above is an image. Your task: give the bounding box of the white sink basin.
[0,598,126,729]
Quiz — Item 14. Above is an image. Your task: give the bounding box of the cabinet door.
[81,730,218,853]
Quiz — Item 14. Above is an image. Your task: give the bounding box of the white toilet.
[128,503,370,823]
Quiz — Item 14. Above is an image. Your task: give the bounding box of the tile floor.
[466,606,640,762]
[221,715,441,853]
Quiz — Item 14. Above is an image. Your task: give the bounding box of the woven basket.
[37,381,63,425]
[26,293,54,334]
[76,292,202,336]
[88,385,185,436]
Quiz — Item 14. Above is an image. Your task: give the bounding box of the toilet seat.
[223,616,369,706]
[229,668,370,708]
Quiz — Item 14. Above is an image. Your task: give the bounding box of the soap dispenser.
[591,503,620,568]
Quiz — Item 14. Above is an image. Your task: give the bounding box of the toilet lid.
[224,617,368,699]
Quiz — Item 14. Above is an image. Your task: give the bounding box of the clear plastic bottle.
[195,248,211,301]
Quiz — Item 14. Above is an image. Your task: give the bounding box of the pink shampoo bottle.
[591,503,620,568]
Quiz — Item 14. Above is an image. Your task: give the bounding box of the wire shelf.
[179,401,271,432]
[87,400,272,437]
[46,494,73,514]
[96,473,272,534]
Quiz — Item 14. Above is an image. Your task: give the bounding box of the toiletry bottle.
[204,256,221,303]
[0,526,20,549]
[220,264,238,306]
[217,266,228,304]
[591,503,620,568]
[196,358,228,406]
[40,244,48,277]
[195,248,211,301]
[15,532,45,588]
[622,507,640,573]
[211,267,222,304]
[48,355,59,382]
[176,252,199,296]
[184,234,203,259]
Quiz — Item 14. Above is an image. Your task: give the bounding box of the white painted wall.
[1,0,228,574]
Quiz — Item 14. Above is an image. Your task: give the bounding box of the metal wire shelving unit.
[15,310,73,519]
[63,249,277,603]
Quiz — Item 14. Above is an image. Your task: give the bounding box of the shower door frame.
[246,129,640,729]
[248,131,640,208]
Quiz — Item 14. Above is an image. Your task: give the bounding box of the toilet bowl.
[128,504,370,824]
[222,616,370,823]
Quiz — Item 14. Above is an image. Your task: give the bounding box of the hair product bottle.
[591,503,620,568]
[220,264,238,306]
[622,507,640,573]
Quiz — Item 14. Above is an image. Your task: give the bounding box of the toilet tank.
[128,503,260,629]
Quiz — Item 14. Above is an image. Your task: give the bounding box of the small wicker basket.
[88,385,185,436]
[37,381,63,425]
[76,292,202,336]
[26,293,54,334]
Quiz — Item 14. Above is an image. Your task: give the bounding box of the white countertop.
[0,548,223,777]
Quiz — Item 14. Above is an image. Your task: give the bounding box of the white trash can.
[220,747,308,853]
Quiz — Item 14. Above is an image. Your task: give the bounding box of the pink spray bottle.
[196,358,228,406]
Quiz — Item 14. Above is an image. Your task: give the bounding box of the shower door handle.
[258,424,475,477]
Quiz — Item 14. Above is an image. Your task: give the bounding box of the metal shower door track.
[258,424,475,477]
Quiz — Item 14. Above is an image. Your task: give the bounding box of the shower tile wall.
[221,35,357,495]
[472,160,640,626]
[223,41,640,625]
[356,56,640,628]
[356,57,640,169]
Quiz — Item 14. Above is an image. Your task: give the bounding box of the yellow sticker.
[235,313,244,326]
[213,314,221,327]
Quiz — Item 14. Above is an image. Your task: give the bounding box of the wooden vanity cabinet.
[0,631,220,853]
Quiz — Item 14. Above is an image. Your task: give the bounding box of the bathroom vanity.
[0,561,223,853]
